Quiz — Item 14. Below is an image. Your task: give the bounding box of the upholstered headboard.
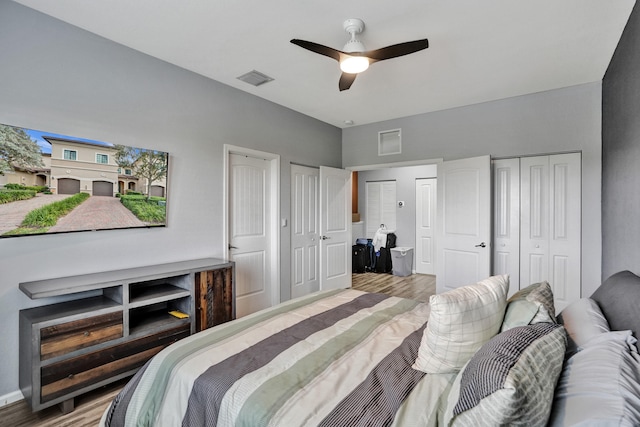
[590,270,640,339]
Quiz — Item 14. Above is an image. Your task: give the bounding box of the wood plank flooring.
[1,272,435,426]
[352,272,436,303]
[0,378,126,427]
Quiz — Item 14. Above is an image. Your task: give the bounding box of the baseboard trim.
[0,390,24,408]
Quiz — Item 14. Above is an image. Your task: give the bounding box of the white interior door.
[436,156,491,294]
[319,166,352,291]
[521,153,581,310]
[548,153,581,310]
[229,153,273,317]
[415,178,437,275]
[493,158,520,297]
[520,156,551,287]
[291,164,319,298]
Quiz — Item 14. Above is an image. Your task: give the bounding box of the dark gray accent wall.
[602,4,640,281]
[0,2,341,397]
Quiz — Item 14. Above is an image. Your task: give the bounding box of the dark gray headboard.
[591,270,640,339]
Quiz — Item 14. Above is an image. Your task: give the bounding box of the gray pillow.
[501,281,556,332]
[444,323,567,427]
[548,330,640,427]
[557,297,610,357]
[591,270,640,341]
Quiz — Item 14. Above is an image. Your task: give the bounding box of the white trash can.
[391,247,414,276]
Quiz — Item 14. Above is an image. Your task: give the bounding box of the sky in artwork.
[25,128,114,155]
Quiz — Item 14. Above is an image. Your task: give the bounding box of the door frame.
[223,144,281,308]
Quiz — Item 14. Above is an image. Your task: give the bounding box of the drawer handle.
[83,331,90,337]
[67,374,74,379]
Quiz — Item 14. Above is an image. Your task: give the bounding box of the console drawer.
[40,311,123,361]
[40,323,189,403]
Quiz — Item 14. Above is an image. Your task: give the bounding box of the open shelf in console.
[128,297,191,338]
[128,275,191,309]
[19,258,233,413]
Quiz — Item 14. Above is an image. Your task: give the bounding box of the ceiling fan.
[291,18,429,91]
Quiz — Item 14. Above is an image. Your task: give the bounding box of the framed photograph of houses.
[0,123,169,237]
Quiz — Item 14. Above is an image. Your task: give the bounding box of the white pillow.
[413,275,509,374]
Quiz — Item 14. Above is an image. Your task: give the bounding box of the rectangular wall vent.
[237,70,274,87]
[378,129,402,156]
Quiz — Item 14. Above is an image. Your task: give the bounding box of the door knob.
[320,235,330,240]
[228,244,239,250]
[475,242,486,248]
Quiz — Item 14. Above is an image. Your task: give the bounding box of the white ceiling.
[13,0,636,128]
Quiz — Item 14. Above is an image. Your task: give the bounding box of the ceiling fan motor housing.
[342,18,366,53]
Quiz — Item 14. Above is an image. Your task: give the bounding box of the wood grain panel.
[41,347,159,403]
[195,268,234,332]
[41,324,189,403]
[40,312,123,360]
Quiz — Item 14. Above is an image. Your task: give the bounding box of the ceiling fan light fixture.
[340,56,369,73]
[290,17,428,91]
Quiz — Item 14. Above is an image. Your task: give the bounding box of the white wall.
[0,2,341,398]
[343,83,603,300]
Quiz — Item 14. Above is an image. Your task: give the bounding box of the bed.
[102,272,640,427]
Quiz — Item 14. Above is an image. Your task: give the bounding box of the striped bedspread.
[102,289,453,427]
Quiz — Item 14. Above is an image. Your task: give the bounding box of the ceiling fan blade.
[290,39,342,62]
[339,72,357,91]
[364,39,429,63]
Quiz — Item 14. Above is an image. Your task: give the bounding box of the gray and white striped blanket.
[102,289,453,427]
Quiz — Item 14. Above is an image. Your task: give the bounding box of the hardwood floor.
[352,272,436,303]
[1,272,435,426]
[0,378,126,427]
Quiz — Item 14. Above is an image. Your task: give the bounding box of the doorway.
[354,163,439,280]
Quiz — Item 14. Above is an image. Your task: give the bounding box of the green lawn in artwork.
[119,194,166,223]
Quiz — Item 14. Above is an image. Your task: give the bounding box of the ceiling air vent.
[237,70,274,87]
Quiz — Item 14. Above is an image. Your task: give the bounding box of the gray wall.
[343,83,603,300]
[602,3,640,281]
[0,2,341,398]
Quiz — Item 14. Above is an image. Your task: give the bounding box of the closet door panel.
[493,158,520,295]
[365,181,396,237]
[520,157,550,288]
[549,153,581,310]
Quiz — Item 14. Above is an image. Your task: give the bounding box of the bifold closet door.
[493,158,521,297]
[365,181,397,237]
[520,153,581,310]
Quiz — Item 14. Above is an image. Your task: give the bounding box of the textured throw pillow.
[445,323,567,427]
[548,330,640,427]
[501,281,556,331]
[413,275,509,374]
[557,297,610,357]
